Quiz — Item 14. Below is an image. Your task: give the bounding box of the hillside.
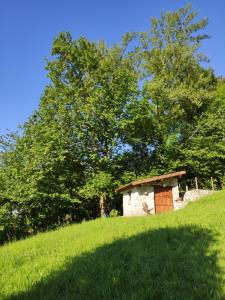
[1,191,225,300]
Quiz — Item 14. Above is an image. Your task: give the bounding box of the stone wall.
[183,189,214,202]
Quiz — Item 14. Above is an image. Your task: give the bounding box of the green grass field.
[1,191,225,299]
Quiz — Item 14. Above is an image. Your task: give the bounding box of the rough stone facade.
[183,189,214,202]
[123,178,180,216]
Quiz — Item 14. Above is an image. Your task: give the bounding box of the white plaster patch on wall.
[172,179,180,210]
[138,184,155,215]
[123,184,155,216]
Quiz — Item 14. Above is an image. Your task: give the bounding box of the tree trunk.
[99,195,106,217]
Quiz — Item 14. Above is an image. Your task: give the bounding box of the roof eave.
[116,171,186,193]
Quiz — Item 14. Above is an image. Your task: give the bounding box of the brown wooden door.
[154,186,173,214]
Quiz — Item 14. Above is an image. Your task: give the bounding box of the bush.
[109,209,120,218]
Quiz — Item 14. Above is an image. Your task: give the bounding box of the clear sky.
[0,0,225,135]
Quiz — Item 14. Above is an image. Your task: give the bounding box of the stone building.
[116,171,186,216]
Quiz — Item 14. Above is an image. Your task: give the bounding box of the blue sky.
[0,0,225,135]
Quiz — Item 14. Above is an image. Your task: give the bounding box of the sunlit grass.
[1,191,225,299]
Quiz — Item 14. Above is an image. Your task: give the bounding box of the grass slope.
[1,192,225,300]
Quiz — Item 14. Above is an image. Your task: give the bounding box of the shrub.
[109,209,120,218]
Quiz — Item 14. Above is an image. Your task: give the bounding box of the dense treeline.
[0,4,225,242]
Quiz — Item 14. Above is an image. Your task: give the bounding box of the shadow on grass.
[8,226,224,300]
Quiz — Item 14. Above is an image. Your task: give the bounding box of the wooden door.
[154,186,173,214]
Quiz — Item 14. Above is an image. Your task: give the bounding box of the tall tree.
[139,3,216,172]
[182,80,225,187]
[44,32,139,214]
[0,32,140,240]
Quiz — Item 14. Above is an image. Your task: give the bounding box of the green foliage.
[109,208,120,217]
[0,31,139,239]
[79,172,113,199]
[141,3,215,142]
[1,191,225,299]
[182,81,225,186]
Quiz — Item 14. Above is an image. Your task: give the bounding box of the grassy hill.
[1,191,225,300]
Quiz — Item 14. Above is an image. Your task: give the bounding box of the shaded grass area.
[1,191,225,299]
[8,226,223,300]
